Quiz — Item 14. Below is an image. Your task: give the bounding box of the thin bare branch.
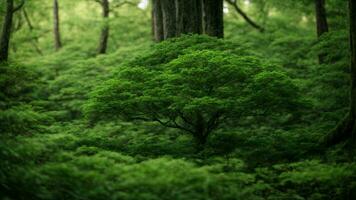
[225,0,265,32]
[12,0,25,13]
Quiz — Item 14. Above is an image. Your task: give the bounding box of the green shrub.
[85,35,305,149]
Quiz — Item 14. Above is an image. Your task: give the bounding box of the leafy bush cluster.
[85,35,306,148]
[0,8,355,198]
[0,63,49,135]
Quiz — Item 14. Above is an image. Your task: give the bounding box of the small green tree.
[85,36,304,148]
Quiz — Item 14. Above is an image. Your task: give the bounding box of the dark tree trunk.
[324,0,356,146]
[196,0,203,34]
[152,0,223,42]
[203,0,224,38]
[0,0,24,62]
[160,0,177,39]
[97,0,110,54]
[53,0,62,51]
[347,0,356,143]
[176,0,203,35]
[193,113,209,150]
[315,0,329,37]
[152,0,164,42]
[0,0,14,62]
[315,0,329,64]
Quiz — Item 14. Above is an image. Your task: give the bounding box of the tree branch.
[23,8,33,30]
[177,111,195,127]
[112,1,136,9]
[12,0,25,13]
[93,0,103,6]
[153,116,195,135]
[225,0,265,32]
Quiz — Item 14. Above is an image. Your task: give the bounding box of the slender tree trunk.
[203,0,224,38]
[53,0,62,51]
[324,0,356,146]
[97,0,109,54]
[315,0,329,37]
[160,0,176,39]
[176,0,203,35]
[348,0,356,142]
[0,0,14,62]
[315,0,329,64]
[152,0,164,41]
[196,0,203,34]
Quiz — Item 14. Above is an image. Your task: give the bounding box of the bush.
[85,35,305,148]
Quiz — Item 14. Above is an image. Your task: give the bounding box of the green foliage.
[0,63,49,135]
[86,36,305,146]
[0,0,355,199]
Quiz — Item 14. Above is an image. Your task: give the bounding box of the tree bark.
[324,0,356,146]
[0,0,24,62]
[203,0,224,38]
[160,0,177,39]
[152,0,164,42]
[193,113,209,150]
[176,0,203,36]
[0,0,14,62]
[315,0,329,64]
[315,0,329,37]
[152,0,225,42]
[53,0,62,51]
[97,0,110,54]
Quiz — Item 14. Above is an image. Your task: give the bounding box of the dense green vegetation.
[1,0,356,199]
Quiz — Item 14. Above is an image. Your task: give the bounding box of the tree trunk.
[53,0,62,51]
[324,0,356,146]
[97,0,109,54]
[315,0,329,64]
[0,0,14,62]
[160,0,177,39]
[176,0,203,36]
[193,113,210,151]
[315,0,329,37]
[203,0,224,38]
[152,0,164,42]
[348,0,356,143]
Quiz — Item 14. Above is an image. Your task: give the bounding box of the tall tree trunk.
[0,0,14,62]
[324,0,356,146]
[348,0,356,143]
[152,0,164,41]
[315,0,329,37]
[160,0,176,39]
[203,0,224,38]
[315,0,329,64]
[53,0,62,51]
[176,0,203,36]
[0,0,24,62]
[97,0,110,54]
